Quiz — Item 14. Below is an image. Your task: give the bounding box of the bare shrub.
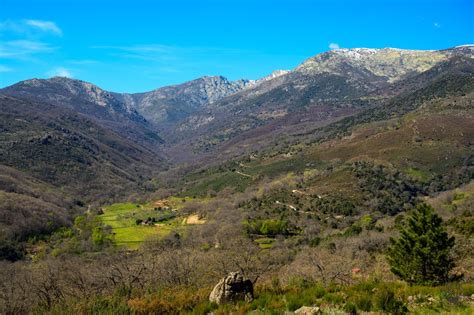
[0,262,31,315]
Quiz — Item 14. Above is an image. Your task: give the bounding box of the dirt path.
[275,200,312,214]
[235,170,253,178]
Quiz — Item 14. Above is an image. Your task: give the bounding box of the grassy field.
[98,197,212,248]
[99,202,181,249]
[254,237,276,249]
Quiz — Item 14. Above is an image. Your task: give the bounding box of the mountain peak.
[1,76,145,122]
[124,74,254,124]
[296,46,472,82]
[454,44,474,48]
[12,76,116,108]
[200,75,228,82]
[250,70,291,85]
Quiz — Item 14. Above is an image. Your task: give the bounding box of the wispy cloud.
[329,43,340,50]
[0,19,62,36]
[0,19,61,62]
[433,22,441,28]
[25,19,62,36]
[91,43,272,85]
[47,67,72,78]
[0,40,56,59]
[0,65,13,72]
[93,44,178,62]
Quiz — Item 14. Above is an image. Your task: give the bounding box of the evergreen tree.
[387,203,455,285]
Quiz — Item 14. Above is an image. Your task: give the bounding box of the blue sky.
[1,0,473,92]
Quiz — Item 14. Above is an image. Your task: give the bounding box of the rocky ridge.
[296,46,474,82]
[117,76,254,124]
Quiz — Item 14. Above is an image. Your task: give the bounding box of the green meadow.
[99,202,181,248]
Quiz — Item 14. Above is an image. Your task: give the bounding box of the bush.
[375,286,408,314]
[344,301,357,314]
[245,219,290,236]
[354,294,372,312]
[344,224,363,237]
[0,238,24,261]
[308,237,321,247]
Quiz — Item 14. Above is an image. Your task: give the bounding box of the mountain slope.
[1,77,163,147]
[175,58,473,202]
[1,45,472,245]
[163,46,473,162]
[0,94,166,248]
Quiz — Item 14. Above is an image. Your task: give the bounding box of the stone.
[351,267,361,274]
[209,272,254,304]
[294,306,321,314]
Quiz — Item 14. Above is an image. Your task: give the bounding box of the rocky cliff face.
[118,76,253,124]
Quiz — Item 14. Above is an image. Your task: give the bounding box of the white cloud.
[433,22,441,28]
[93,44,178,62]
[25,19,62,36]
[329,43,340,50]
[0,40,56,59]
[0,65,12,72]
[47,67,72,78]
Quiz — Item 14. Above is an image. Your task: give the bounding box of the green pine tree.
[387,203,455,285]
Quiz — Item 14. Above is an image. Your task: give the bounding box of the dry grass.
[184,214,206,225]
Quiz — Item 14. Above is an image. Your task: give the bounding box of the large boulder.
[209,272,254,304]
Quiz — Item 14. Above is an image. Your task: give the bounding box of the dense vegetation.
[353,161,423,215]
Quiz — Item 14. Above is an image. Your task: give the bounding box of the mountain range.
[0,44,473,249]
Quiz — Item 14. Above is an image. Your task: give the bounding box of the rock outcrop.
[118,75,253,124]
[209,272,254,304]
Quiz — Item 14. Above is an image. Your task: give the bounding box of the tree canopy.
[387,203,455,285]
